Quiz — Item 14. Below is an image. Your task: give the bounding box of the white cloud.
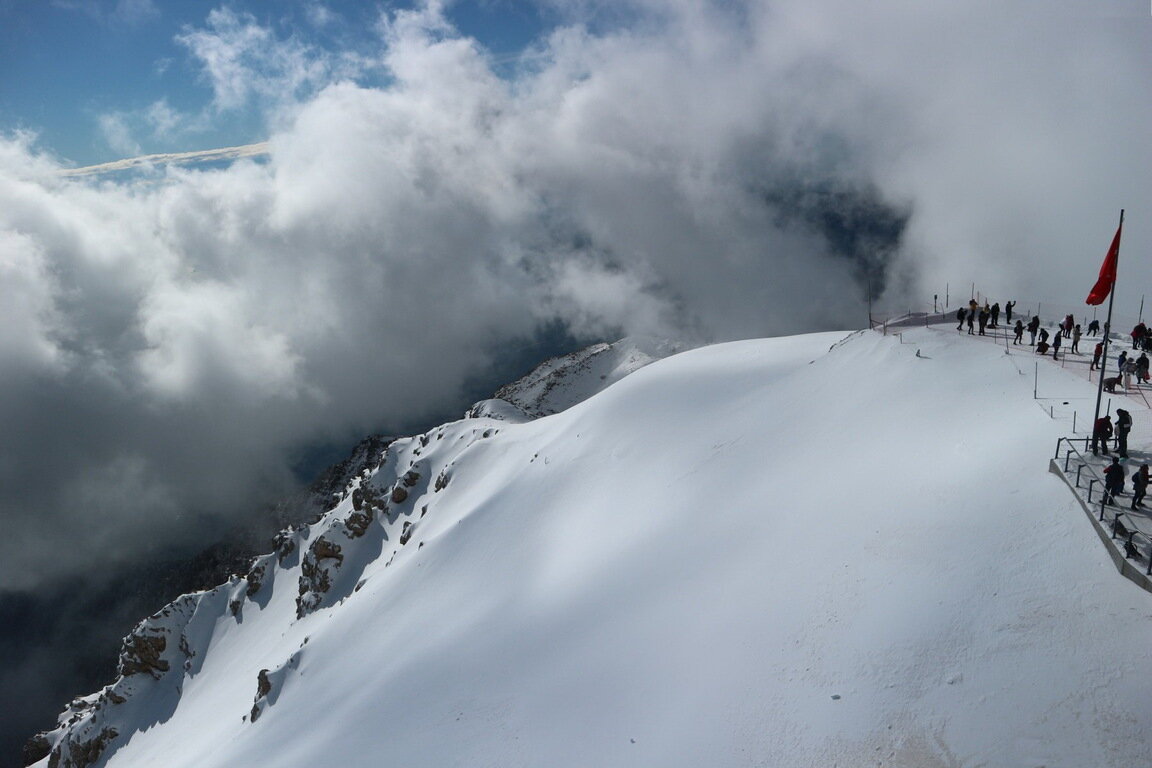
[97,112,142,157]
[176,7,358,114]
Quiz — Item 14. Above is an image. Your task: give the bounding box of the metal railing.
[1053,437,1152,582]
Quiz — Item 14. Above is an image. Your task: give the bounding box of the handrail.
[1053,436,1152,581]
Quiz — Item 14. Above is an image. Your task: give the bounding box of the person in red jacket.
[1092,415,1113,456]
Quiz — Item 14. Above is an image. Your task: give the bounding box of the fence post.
[1076,464,1083,487]
[1100,494,1109,521]
[1088,479,1096,503]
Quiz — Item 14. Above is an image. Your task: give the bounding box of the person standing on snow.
[1028,316,1040,346]
[1088,319,1100,336]
[1116,408,1133,458]
[1072,324,1082,354]
[1051,329,1062,359]
[1138,352,1150,385]
[1123,358,1138,391]
[1013,320,1024,345]
[1005,300,1016,324]
[956,308,967,332]
[1117,350,1129,377]
[1132,323,1147,350]
[978,307,990,336]
[1131,465,1149,509]
[1091,341,1104,371]
[990,302,1000,328]
[1093,414,1113,456]
[1104,457,1125,505]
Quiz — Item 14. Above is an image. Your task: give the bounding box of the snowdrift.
[31,327,1152,768]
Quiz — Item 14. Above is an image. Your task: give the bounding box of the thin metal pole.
[1091,209,1125,440]
[1034,362,1038,399]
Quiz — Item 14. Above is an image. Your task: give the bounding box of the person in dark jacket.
[978,308,989,336]
[990,302,1000,328]
[1104,457,1125,505]
[1132,323,1147,349]
[1051,330,1062,359]
[1131,465,1149,509]
[1005,300,1015,324]
[956,308,966,331]
[1093,415,1113,456]
[1028,316,1040,345]
[1088,319,1100,336]
[1091,341,1104,371]
[1116,409,1132,458]
[1013,319,1024,345]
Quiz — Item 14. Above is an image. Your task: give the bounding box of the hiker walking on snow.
[1093,415,1113,456]
[1138,352,1149,384]
[1132,323,1147,350]
[1104,457,1125,505]
[1132,465,1149,509]
[1013,320,1024,345]
[1051,329,1062,359]
[1072,324,1082,354]
[978,308,989,336]
[1027,316,1040,345]
[1063,314,1075,338]
[1038,327,1049,347]
[1091,341,1104,371]
[1088,319,1100,336]
[967,309,975,335]
[956,308,967,332]
[1116,408,1133,458]
[1117,350,1128,376]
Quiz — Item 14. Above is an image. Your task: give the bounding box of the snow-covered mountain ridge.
[29,327,1152,768]
[468,336,686,421]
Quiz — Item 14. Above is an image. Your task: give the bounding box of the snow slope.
[32,327,1152,768]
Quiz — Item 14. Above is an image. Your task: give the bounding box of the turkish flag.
[1086,222,1123,305]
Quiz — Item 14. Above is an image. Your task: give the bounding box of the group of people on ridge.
[955,299,1013,337]
[957,300,1151,512]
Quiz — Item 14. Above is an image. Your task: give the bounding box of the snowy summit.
[28,324,1152,767]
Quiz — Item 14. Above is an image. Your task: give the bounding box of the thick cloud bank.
[1,0,1148,588]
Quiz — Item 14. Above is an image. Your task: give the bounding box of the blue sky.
[0,0,554,166]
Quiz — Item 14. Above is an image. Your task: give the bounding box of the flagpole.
[1091,209,1125,444]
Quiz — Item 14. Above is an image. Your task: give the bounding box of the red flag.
[1086,221,1123,305]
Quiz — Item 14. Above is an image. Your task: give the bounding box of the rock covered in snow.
[467,336,685,420]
